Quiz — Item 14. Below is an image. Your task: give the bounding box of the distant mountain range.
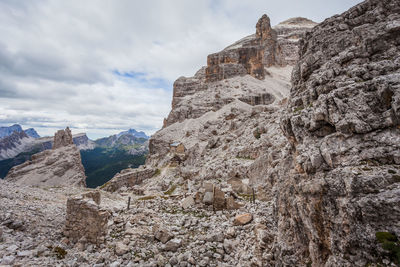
[0,125,149,181]
[0,124,40,139]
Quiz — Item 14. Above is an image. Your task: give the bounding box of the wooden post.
[252,188,255,204]
[127,196,131,211]
[212,184,215,212]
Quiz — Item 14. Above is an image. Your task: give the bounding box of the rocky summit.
[1,0,400,266]
[5,127,86,187]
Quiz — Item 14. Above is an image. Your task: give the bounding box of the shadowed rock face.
[273,0,400,265]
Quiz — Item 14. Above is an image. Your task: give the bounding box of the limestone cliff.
[146,2,400,266]
[5,128,86,187]
[162,14,315,128]
[274,0,400,265]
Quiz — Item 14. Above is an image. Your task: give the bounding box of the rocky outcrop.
[162,15,315,128]
[265,0,400,265]
[273,17,317,65]
[64,194,110,244]
[5,128,86,187]
[53,127,74,149]
[101,167,156,192]
[205,15,316,83]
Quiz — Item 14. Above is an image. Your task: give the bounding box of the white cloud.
[0,0,363,138]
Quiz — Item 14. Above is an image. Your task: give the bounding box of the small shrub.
[392,175,400,183]
[253,128,261,139]
[153,169,161,177]
[53,246,67,259]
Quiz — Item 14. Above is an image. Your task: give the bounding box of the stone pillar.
[64,196,110,244]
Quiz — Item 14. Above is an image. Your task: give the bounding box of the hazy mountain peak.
[117,128,149,139]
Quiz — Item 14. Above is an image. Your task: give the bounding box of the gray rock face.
[53,127,74,149]
[161,15,315,128]
[273,0,400,265]
[147,1,399,266]
[101,167,156,192]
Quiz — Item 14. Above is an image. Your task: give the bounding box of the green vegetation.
[293,106,304,113]
[153,168,161,177]
[376,232,400,264]
[238,193,257,202]
[138,195,157,201]
[0,147,42,178]
[164,184,177,195]
[80,147,146,188]
[53,246,67,259]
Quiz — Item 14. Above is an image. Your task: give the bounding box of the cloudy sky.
[0,0,363,139]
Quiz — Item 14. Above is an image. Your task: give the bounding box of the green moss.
[376,232,400,264]
[153,168,161,177]
[99,181,110,189]
[164,184,177,195]
[138,195,156,201]
[53,246,67,259]
[293,106,304,113]
[238,193,256,202]
[376,232,397,243]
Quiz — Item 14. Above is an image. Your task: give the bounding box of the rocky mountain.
[0,131,35,160]
[117,128,149,139]
[95,129,148,156]
[23,128,40,138]
[0,124,23,138]
[0,124,40,139]
[5,127,86,187]
[1,1,399,266]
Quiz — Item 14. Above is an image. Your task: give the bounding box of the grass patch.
[164,184,177,195]
[138,195,156,201]
[293,106,304,113]
[238,193,256,202]
[376,232,400,264]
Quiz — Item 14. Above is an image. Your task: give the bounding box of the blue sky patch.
[113,70,172,90]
